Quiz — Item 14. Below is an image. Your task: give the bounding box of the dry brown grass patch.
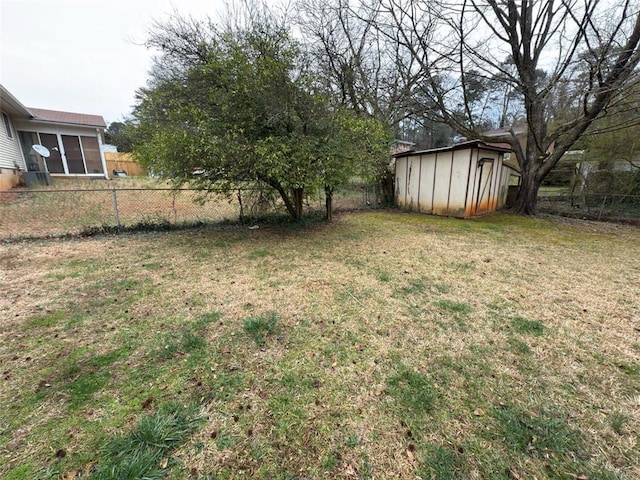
[1,211,639,478]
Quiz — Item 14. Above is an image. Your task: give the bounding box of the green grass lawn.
[1,211,639,479]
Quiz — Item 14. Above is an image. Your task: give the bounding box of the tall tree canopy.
[131,11,389,221]
[105,121,134,153]
[366,0,640,214]
[296,0,452,148]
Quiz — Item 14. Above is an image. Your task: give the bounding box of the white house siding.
[0,110,26,189]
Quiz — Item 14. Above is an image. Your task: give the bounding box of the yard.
[1,211,639,479]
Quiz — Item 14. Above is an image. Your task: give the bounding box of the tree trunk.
[261,177,299,221]
[379,170,395,206]
[512,169,542,215]
[292,187,304,221]
[237,188,244,224]
[325,185,334,221]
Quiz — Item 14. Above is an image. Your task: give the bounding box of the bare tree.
[295,0,436,129]
[369,0,640,214]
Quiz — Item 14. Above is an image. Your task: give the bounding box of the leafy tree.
[316,111,389,220]
[575,81,640,171]
[131,12,389,221]
[105,121,134,152]
[295,0,433,202]
[567,83,640,198]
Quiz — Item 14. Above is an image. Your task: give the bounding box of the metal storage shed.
[395,140,520,218]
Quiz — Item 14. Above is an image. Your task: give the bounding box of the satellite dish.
[32,144,50,158]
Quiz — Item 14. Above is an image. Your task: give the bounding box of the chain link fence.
[537,191,640,223]
[0,183,381,240]
[537,163,640,223]
[3,180,637,240]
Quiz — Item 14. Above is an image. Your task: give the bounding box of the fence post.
[598,195,607,221]
[112,188,121,230]
[171,190,178,222]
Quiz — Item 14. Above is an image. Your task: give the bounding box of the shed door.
[474,159,494,215]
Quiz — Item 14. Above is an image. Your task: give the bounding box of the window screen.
[81,136,103,174]
[61,135,85,174]
[39,133,65,173]
[2,113,13,138]
[18,131,41,171]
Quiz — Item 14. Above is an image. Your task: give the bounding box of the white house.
[1,84,108,189]
[394,140,520,218]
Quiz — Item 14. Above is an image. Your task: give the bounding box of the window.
[2,113,13,138]
[61,135,85,173]
[18,131,42,171]
[81,136,103,173]
[39,133,65,173]
[17,130,105,175]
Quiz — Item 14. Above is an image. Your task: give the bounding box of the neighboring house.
[0,86,29,189]
[395,140,520,218]
[563,150,639,194]
[0,84,108,189]
[101,144,118,153]
[391,139,416,156]
[483,125,528,153]
[483,124,555,166]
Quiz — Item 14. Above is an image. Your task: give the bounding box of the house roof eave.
[27,107,106,128]
[21,118,106,130]
[0,84,34,118]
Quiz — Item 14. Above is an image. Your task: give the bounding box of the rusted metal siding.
[395,156,408,208]
[464,148,479,217]
[395,143,515,218]
[418,154,435,213]
[430,152,449,215]
[468,148,504,216]
[446,149,472,217]
[406,156,421,210]
[497,164,518,208]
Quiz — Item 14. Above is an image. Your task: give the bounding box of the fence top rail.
[0,188,240,194]
[539,193,640,199]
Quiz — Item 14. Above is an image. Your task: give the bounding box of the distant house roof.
[28,107,106,128]
[392,138,417,155]
[484,125,527,137]
[393,139,512,157]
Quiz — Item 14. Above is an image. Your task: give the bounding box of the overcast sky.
[0,0,231,125]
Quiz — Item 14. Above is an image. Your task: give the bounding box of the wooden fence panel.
[104,152,147,176]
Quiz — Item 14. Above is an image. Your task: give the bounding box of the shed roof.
[393,139,512,157]
[28,107,106,128]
